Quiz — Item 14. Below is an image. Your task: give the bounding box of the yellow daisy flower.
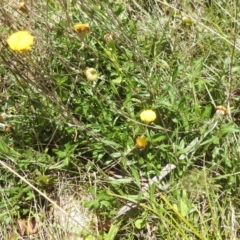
[140,110,156,123]
[136,136,147,149]
[7,31,33,53]
[73,24,90,38]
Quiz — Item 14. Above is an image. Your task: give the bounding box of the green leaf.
[201,105,212,119]
[135,219,145,229]
[109,178,133,185]
[112,76,122,84]
[84,200,100,210]
[131,166,140,187]
[179,199,189,217]
[101,200,111,208]
[105,223,120,240]
[220,123,240,136]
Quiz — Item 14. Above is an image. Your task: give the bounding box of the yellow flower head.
[85,67,98,81]
[140,109,156,123]
[7,31,33,53]
[136,136,147,149]
[73,24,90,38]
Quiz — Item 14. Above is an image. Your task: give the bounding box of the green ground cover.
[0,0,240,239]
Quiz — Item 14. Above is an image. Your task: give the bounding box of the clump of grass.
[0,0,240,239]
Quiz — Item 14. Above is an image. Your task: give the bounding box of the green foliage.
[0,0,240,239]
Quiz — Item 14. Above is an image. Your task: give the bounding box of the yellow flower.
[7,31,33,53]
[85,67,98,81]
[73,24,90,38]
[136,136,147,149]
[140,110,156,123]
